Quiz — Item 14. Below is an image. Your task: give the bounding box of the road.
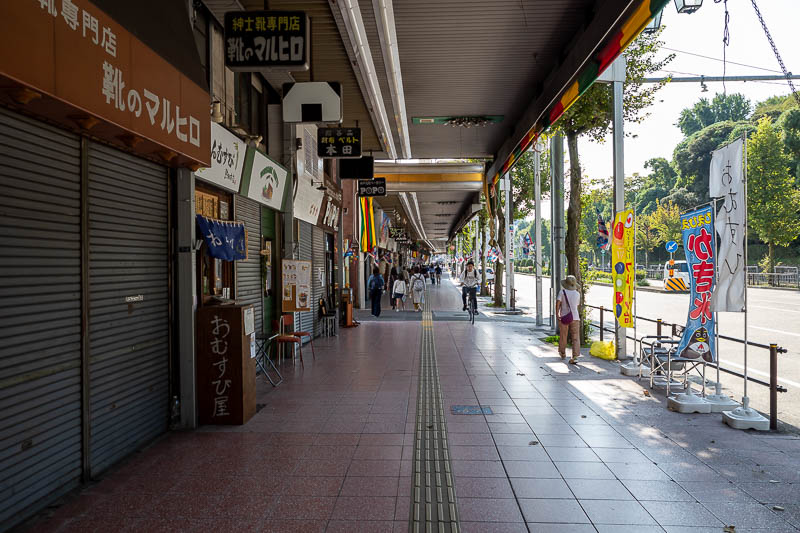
[508,272,800,429]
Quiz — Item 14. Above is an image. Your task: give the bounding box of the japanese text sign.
[1,1,210,166]
[318,127,362,158]
[194,123,246,192]
[676,206,717,362]
[358,178,386,197]
[709,138,745,312]
[611,209,635,328]
[196,215,247,262]
[224,11,309,71]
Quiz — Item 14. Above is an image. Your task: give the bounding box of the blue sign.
[665,240,678,253]
[196,214,247,261]
[676,206,716,363]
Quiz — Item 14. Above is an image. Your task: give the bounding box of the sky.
[538,0,800,219]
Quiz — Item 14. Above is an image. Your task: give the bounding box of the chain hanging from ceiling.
[749,0,800,106]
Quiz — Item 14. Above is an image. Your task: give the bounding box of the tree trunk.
[565,132,582,279]
[494,207,506,307]
[479,215,489,296]
[768,242,775,285]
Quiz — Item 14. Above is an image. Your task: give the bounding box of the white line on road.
[750,325,800,338]
[717,358,800,390]
[749,305,800,314]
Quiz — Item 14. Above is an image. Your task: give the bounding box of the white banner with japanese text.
[709,138,745,312]
[194,123,246,192]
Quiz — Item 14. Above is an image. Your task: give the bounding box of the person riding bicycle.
[460,261,479,312]
[435,264,442,285]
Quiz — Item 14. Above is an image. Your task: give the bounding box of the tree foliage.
[677,93,751,136]
[649,201,683,246]
[747,117,800,272]
[635,158,678,214]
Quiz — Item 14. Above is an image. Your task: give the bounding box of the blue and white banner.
[676,206,716,362]
[196,215,247,261]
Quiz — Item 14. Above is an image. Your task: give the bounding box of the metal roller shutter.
[297,220,313,338]
[235,195,262,335]
[87,142,169,475]
[312,226,325,336]
[0,109,82,527]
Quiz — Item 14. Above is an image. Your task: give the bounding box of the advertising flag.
[597,210,610,250]
[676,206,717,362]
[709,138,745,312]
[359,197,377,252]
[611,209,635,328]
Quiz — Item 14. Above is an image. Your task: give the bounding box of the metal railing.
[586,303,788,429]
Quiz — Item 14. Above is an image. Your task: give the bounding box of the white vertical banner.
[710,137,745,312]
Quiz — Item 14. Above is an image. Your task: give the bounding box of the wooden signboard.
[281,259,311,312]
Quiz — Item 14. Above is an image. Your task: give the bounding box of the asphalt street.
[508,272,800,430]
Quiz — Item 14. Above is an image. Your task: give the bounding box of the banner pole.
[743,134,749,404]
[714,196,721,398]
[634,205,639,374]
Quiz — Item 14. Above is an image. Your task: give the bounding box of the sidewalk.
[28,281,800,532]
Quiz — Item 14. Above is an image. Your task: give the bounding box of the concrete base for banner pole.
[706,384,740,413]
[722,396,770,431]
[668,386,712,414]
[620,360,648,377]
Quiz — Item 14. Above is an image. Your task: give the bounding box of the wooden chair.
[274,315,304,368]
[284,313,315,360]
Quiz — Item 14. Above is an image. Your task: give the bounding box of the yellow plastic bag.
[590,340,616,360]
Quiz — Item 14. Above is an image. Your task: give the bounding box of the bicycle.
[465,286,477,325]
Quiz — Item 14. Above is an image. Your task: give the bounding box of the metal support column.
[534,146,543,325]
[612,77,627,359]
[283,123,297,260]
[550,135,564,332]
[175,168,197,429]
[504,174,513,310]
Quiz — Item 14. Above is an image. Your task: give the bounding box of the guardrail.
[585,303,788,429]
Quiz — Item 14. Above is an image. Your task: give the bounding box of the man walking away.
[556,275,581,363]
[410,267,426,312]
[368,266,385,317]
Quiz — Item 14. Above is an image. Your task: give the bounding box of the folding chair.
[646,337,705,395]
[319,298,337,337]
[254,332,282,386]
[275,315,304,368]
[283,313,315,360]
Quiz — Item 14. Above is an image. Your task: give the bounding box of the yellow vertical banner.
[611,209,635,327]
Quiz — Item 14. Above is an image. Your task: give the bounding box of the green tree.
[747,117,800,273]
[635,212,660,269]
[777,108,800,180]
[752,94,798,122]
[635,158,678,214]
[649,201,683,246]
[677,93,751,136]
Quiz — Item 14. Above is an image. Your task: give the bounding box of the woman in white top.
[409,266,426,311]
[392,276,407,312]
[556,275,581,363]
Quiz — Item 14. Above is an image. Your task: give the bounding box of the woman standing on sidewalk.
[556,275,581,364]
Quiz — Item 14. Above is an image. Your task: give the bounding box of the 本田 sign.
[0,1,210,166]
[358,178,386,197]
[194,123,246,192]
[318,127,362,158]
[677,206,717,362]
[224,11,310,71]
[611,209,635,328]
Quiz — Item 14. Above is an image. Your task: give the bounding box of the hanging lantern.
[674,0,703,14]
[642,8,664,34]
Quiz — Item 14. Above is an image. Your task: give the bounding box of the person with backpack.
[367,266,385,317]
[410,266,426,312]
[435,264,442,285]
[392,274,406,312]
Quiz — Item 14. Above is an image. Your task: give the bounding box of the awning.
[196,215,248,261]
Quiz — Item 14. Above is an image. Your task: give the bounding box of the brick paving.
[28,279,800,532]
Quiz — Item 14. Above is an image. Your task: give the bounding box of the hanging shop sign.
[224,11,310,71]
[340,156,374,180]
[196,215,248,261]
[676,206,716,362]
[1,2,211,166]
[241,147,289,211]
[294,124,325,224]
[358,178,386,197]
[281,259,312,312]
[709,137,745,312]
[318,127,362,158]
[195,123,247,192]
[611,209,634,328]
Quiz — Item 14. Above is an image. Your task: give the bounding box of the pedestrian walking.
[410,266,426,312]
[392,275,406,312]
[389,266,398,309]
[368,266,385,317]
[556,275,581,363]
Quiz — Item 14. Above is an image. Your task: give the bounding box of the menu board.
[281,259,312,312]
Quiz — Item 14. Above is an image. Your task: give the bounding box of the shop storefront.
[0,2,209,527]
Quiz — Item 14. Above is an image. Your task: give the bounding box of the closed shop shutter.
[87,142,169,475]
[0,109,82,527]
[297,220,313,338]
[235,195,262,335]
[311,226,325,336]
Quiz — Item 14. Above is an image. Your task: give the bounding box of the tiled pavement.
[29,281,800,532]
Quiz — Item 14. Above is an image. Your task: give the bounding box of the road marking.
[749,305,800,314]
[750,325,800,338]
[717,358,800,390]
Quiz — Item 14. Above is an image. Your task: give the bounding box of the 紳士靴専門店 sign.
[224,11,310,71]
[318,127,362,158]
[0,1,210,167]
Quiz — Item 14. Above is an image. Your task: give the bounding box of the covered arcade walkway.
[30,283,800,532]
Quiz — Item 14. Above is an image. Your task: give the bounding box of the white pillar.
[534,148,543,326]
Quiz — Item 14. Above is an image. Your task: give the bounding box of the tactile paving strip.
[409,297,460,533]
